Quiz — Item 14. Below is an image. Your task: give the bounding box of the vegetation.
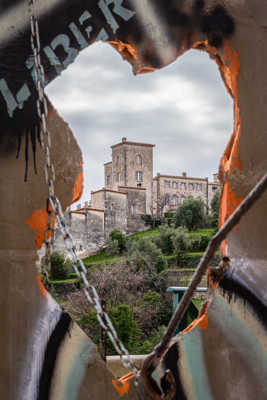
[51,226,217,355]
[50,252,73,280]
[210,190,221,229]
[175,197,206,231]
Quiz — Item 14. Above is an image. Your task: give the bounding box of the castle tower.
[104,137,154,214]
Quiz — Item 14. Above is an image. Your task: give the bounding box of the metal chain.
[28,0,139,380]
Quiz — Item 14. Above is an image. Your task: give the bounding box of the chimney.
[182,172,187,177]
[122,137,127,143]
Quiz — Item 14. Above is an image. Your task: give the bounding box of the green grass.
[186,251,204,257]
[49,278,80,284]
[83,252,125,266]
[128,227,160,239]
[187,228,215,236]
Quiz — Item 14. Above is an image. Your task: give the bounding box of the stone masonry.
[53,138,221,256]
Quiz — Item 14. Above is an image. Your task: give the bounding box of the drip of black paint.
[219,271,267,330]
[15,122,40,181]
[37,311,72,400]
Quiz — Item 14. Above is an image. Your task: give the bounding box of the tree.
[210,190,221,228]
[175,197,205,231]
[106,229,126,254]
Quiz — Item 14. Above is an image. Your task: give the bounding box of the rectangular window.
[165,194,170,205]
[116,155,120,166]
[172,181,178,189]
[106,175,111,185]
[130,204,136,215]
[136,171,142,181]
[197,183,202,191]
[116,172,120,182]
[164,180,170,188]
[181,182,186,190]
[189,183,194,190]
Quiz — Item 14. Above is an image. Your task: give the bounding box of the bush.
[172,227,189,252]
[154,226,174,255]
[111,304,139,351]
[105,237,120,256]
[109,230,126,253]
[199,235,210,251]
[50,252,72,280]
[128,238,167,274]
[141,214,153,227]
[188,237,200,252]
[137,326,166,354]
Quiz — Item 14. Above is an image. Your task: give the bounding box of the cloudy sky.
[46,41,233,205]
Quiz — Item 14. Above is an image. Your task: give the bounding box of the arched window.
[173,194,178,206]
[136,154,142,166]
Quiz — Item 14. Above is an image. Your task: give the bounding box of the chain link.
[28,0,139,380]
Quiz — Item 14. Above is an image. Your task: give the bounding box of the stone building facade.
[53,138,221,256]
[153,172,220,216]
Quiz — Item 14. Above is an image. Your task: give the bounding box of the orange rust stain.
[136,66,156,74]
[72,170,83,203]
[112,372,134,396]
[108,40,138,65]
[26,206,54,249]
[192,40,242,255]
[37,273,47,298]
[219,40,242,178]
[219,181,243,254]
[182,301,209,334]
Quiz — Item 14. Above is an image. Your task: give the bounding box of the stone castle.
[53,138,220,256]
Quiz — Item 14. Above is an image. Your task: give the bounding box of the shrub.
[105,237,120,256]
[188,237,200,252]
[142,290,161,306]
[172,227,189,252]
[141,214,153,227]
[128,238,167,274]
[199,235,210,251]
[137,326,166,354]
[50,252,72,280]
[154,226,174,255]
[111,304,140,352]
[109,230,126,253]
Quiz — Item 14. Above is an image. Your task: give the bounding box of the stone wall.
[91,189,105,209]
[104,190,127,238]
[104,162,112,188]
[53,208,104,257]
[119,186,146,233]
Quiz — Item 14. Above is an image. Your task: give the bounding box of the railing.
[167,286,207,334]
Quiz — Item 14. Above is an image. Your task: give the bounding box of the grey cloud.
[47,41,233,205]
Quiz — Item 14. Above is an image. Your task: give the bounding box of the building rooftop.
[111,137,155,149]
